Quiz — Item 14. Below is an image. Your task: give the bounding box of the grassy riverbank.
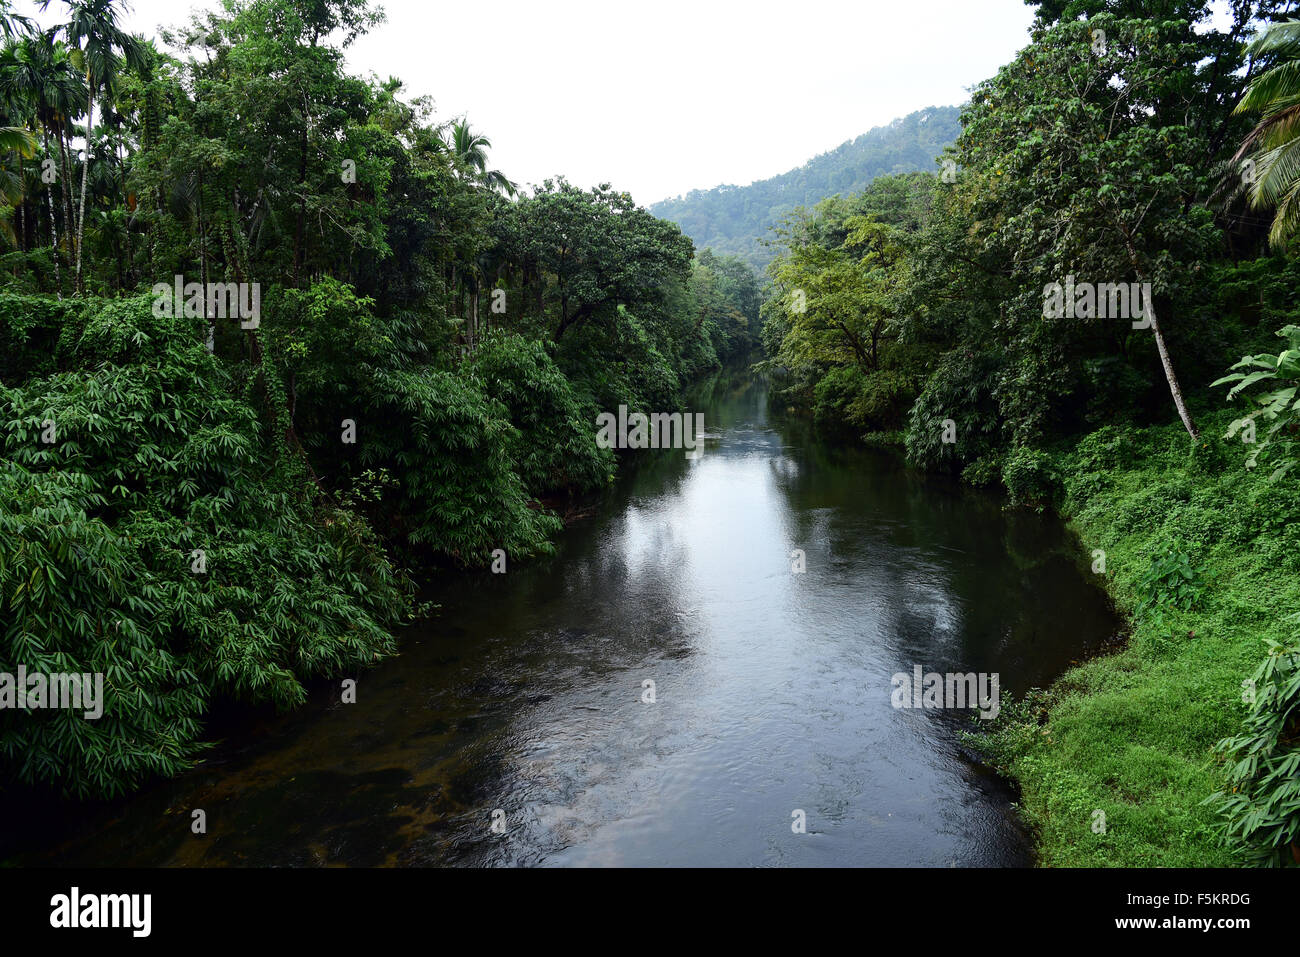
[978,409,1300,867]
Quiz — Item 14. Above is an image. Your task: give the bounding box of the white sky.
[19,0,1039,205]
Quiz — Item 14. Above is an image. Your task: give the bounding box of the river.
[17,368,1118,867]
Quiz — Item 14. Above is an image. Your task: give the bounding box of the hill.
[650,105,962,271]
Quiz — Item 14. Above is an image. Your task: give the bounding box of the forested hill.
[649,105,962,270]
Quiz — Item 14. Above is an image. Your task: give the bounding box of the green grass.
[979,409,1300,866]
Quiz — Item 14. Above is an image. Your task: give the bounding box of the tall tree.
[449,120,516,196]
[0,33,86,289]
[42,0,144,293]
[939,15,1223,440]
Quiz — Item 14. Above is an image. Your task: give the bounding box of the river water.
[20,369,1117,867]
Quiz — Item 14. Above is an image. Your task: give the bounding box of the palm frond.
[0,124,35,155]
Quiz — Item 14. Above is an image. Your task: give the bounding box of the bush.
[1208,630,1300,867]
[962,455,1003,488]
[1001,445,1058,509]
[361,367,562,563]
[471,332,613,496]
[1214,324,1300,480]
[905,347,1005,474]
[0,296,405,797]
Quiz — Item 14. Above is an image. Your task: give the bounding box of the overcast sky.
[19,0,1039,205]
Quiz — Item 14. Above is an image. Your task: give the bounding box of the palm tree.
[444,120,515,347]
[0,124,36,247]
[449,120,516,196]
[1234,20,1300,251]
[42,0,145,292]
[0,125,33,152]
[0,1,32,40]
[0,34,86,290]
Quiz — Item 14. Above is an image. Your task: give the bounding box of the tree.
[0,124,35,247]
[449,120,515,196]
[1234,20,1300,250]
[42,0,145,293]
[0,0,31,40]
[934,15,1221,441]
[0,33,86,288]
[512,178,693,341]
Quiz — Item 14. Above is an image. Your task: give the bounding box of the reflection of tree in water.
[760,377,1116,692]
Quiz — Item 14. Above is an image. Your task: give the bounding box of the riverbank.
[978,408,1300,867]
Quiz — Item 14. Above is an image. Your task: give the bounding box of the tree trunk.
[1127,241,1199,440]
[199,169,213,353]
[74,86,92,295]
[57,130,74,263]
[15,155,25,252]
[292,95,308,286]
[43,132,62,298]
[116,133,131,288]
[469,277,478,347]
[1146,304,1199,440]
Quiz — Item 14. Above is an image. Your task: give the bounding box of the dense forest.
[650,106,962,271]
[0,0,760,798]
[758,0,1300,866]
[3,0,1300,872]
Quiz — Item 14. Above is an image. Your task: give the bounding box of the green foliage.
[691,249,760,363]
[1208,625,1300,867]
[753,0,1299,869]
[961,455,1003,488]
[1001,445,1058,509]
[360,366,562,563]
[0,0,754,806]
[1135,546,1208,620]
[761,181,930,433]
[1234,20,1300,251]
[1214,324,1300,479]
[971,404,1300,866]
[470,332,612,496]
[0,295,405,797]
[905,348,1005,473]
[810,363,915,432]
[0,292,75,383]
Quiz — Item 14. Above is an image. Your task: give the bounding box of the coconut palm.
[1234,20,1300,251]
[450,120,516,196]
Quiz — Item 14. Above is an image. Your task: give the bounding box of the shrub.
[1208,629,1300,867]
[1001,445,1058,509]
[361,367,562,562]
[471,332,613,496]
[0,296,405,797]
[905,347,1005,474]
[1214,324,1300,480]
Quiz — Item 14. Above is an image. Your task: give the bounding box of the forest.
[0,0,760,799]
[1,0,1299,872]
[755,0,1300,866]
